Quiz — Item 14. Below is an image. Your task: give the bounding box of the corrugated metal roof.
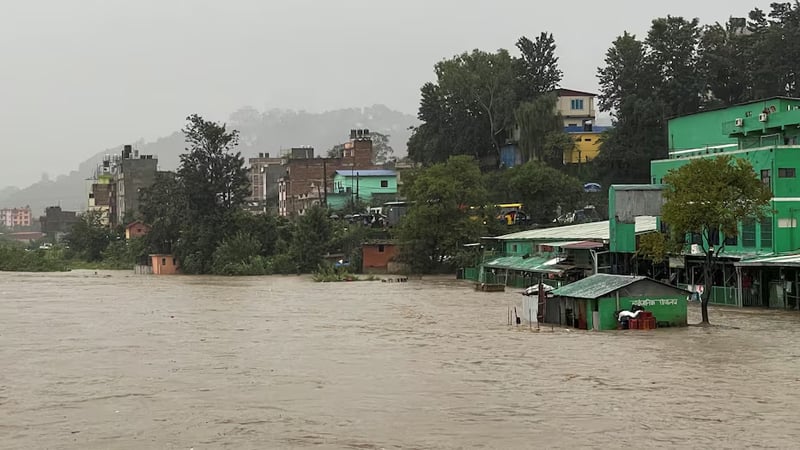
[490,216,657,242]
[562,241,605,249]
[551,274,647,299]
[735,253,800,267]
[484,255,570,274]
[334,170,396,177]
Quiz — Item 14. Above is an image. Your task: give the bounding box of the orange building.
[361,241,399,274]
[125,220,151,239]
[151,254,180,275]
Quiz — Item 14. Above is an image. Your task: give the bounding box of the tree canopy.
[661,155,772,323]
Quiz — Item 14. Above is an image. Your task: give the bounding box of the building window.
[378,245,385,253]
[570,99,584,110]
[162,258,167,266]
[512,244,518,253]
[742,219,756,247]
[584,138,592,142]
[761,169,771,186]
[778,168,796,178]
[380,180,388,188]
[761,218,773,248]
[172,258,177,265]
[778,218,797,228]
[724,235,738,246]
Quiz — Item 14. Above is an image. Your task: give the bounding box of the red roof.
[561,241,605,250]
[556,88,597,97]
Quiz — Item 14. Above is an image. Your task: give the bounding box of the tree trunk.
[700,254,712,324]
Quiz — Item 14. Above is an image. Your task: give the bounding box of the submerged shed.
[549,274,689,330]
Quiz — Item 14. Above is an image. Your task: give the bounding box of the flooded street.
[2,271,800,449]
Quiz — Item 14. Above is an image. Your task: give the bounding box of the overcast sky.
[0,0,771,188]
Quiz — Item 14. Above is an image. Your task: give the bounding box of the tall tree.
[435,49,518,166]
[515,32,563,102]
[290,205,333,273]
[397,156,487,273]
[646,16,704,118]
[139,171,184,254]
[514,93,570,164]
[661,155,772,324]
[174,114,249,274]
[596,32,664,184]
[699,18,752,107]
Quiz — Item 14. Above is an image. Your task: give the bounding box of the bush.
[0,243,69,272]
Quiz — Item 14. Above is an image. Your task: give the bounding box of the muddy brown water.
[2,271,800,449]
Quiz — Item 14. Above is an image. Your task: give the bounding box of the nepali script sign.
[633,298,680,307]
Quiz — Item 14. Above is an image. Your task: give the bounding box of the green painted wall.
[328,173,398,210]
[596,295,688,330]
[651,145,800,255]
[668,98,800,150]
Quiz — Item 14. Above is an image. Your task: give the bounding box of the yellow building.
[563,130,605,164]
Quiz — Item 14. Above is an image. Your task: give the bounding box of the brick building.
[278,130,378,217]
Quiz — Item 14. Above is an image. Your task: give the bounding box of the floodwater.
[2,272,800,449]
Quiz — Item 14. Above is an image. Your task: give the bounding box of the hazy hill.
[0,105,417,215]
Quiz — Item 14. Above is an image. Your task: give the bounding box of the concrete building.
[40,206,79,241]
[1,206,32,229]
[326,169,398,210]
[278,130,379,217]
[648,96,800,309]
[556,88,598,129]
[113,145,158,226]
[247,152,283,211]
[361,240,400,274]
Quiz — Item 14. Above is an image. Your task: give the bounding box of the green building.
[549,274,688,331]
[326,170,398,211]
[650,96,800,308]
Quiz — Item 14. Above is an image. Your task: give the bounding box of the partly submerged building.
[647,97,800,308]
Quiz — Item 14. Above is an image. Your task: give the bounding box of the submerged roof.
[335,169,396,177]
[551,274,639,299]
[484,255,572,274]
[489,216,657,242]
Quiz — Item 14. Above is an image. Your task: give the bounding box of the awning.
[561,241,605,250]
[734,253,800,268]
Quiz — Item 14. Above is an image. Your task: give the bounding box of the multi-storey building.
[246,152,283,211]
[650,96,800,308]
[86,145,158,227]
[277,130,378,217]
[0,206,32,229]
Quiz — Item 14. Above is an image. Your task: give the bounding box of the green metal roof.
[485,216,657,242]
[484,255,569,274]
[550,274,648,299]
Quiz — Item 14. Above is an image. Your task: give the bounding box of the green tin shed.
[549,274,689,331]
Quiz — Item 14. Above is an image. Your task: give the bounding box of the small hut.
[549,274,688,330]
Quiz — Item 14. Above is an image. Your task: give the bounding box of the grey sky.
[1,0,771,188]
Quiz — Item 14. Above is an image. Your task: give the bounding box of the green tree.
[661,155,772,324]
[409,49,518,167]
[699,18,752,107]
[139,171,184,254]
[506,161,584,224]
[646,16,704,118]
[397,156,487,273]
[514,32,563,102]
[174,114,249,274]
[514,93,571,164]
[290,205,334,273]
[64,210,112,262]
[596,32,664,184]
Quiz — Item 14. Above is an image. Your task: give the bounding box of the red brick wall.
[362,244,399,273]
